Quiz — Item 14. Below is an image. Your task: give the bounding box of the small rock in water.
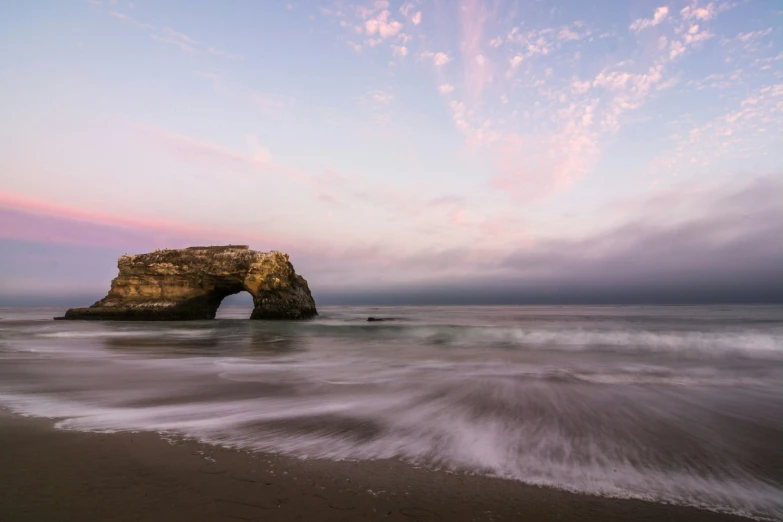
[367,317,393,322]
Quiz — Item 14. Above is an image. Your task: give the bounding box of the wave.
[2,343,782,520]
[286,323,783,359]
[0,375,780,521]
[2,305,782,520]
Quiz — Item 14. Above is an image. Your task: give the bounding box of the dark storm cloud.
[314,176,783,304]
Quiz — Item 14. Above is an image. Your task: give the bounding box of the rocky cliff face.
[59,246,317,320]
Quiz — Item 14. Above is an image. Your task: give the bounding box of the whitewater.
[0,305,781,520]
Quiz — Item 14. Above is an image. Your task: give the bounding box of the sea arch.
[60,246,317,320]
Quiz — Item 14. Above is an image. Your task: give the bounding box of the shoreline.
[0,409,754,522]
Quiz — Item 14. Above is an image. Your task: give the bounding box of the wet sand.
[0,410,751,522]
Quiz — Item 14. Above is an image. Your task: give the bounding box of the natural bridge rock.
[58,246,317,320]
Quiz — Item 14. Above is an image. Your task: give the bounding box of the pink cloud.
[558,27,580,42]
[421,51,451,66]
[249,92,294,115]
[450,208,466,227]
[680,2,731,22]
[0,186,448,270]
[427,195,465,208]
[207,46,243,60]
[109,11,154,30]
[391,44,408,57]
[487,116,600,202]
[0,192,193,234]
[135,124,314,184]
[0,191,300,252]
[652,83,783,174]
[133,124,430,220]
[150,34,193,53]
[478,214,521,238]
[629,6,669,32]
[459,0,496,101]
[364,10,402,38]
[162,27,196,44]
[105,8,240,60]
[399,3,421,25]
[443,63,602,202]
[150,27,197,53]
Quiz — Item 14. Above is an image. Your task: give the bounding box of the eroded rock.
[58,246,317,320]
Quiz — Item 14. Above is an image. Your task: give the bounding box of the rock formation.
[58,246,317,320]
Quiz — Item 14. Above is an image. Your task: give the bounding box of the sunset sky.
[1,0,781,304]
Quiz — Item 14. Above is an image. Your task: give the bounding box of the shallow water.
[1,305,781,520]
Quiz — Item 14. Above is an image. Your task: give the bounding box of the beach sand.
[0,410,750,522]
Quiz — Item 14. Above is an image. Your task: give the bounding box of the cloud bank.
[2,175,780,305]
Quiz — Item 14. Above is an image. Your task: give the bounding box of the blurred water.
[0,305,781,520]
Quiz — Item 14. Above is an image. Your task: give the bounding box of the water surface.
[1,305,781,520]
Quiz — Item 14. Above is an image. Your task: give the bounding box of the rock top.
[58,246,317,320]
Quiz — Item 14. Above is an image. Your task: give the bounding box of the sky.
[0,0,782,305]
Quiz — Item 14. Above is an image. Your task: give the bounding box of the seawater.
[0,305,781,520]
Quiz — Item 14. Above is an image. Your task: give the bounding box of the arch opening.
[215,290,255,319]
[200,279,251,319]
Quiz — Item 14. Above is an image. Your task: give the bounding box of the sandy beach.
[0,410,753,522]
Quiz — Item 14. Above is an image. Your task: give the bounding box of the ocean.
[0,305,781,520]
